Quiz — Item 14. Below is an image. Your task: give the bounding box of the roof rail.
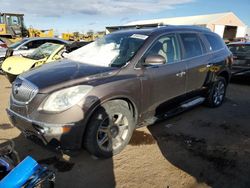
[105,23,211,34]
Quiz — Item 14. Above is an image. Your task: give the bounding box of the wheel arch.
[81,96,138,146]
[217,70,230,84]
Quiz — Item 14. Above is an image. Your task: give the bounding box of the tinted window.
[23,40,46,49]
[144,35,180,64]
[204,34,224,51]
[228,44,250,56]
[180,33,203,59]
[47,39,66,45]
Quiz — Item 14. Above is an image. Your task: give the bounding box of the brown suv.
[7,26,232,158]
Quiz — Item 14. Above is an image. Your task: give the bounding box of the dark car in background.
[7,26,232,158]
[227,42,250,75]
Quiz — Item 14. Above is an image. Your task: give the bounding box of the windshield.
[26,43,62,60]
[228,44,250,56]
[66,33,148,67]
[9,38,29,49]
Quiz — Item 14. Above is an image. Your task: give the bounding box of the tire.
[205,76,227,107]
[84,100,135,158]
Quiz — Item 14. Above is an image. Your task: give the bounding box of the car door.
[140,34,187,115]
[179,33,209,92]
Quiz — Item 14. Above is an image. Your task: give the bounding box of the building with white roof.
[106,12,247,40]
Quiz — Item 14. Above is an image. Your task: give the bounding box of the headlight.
[41,85,93,112]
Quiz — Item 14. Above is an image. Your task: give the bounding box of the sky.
[1,0,250,34]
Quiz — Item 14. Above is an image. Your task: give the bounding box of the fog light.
[47,126,71,134]
[47,127,63,134]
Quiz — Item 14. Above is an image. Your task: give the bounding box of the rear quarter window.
[204,33,225,51]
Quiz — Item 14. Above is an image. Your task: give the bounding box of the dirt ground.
[0,73,250,188]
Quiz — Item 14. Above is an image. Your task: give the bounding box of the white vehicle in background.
[0,37,68,61]
[0,37,68,71]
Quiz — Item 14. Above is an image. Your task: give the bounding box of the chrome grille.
[12,77,38,104]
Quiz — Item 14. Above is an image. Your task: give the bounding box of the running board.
[180,97,205,108]
[161,97,205,119]
[141,97,205,127]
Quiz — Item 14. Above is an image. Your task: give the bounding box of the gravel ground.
[0,74,250,188]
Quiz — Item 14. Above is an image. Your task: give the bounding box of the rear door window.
[180,33,203,59]
[204,33,225,51]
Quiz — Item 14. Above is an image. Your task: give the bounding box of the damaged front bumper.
[6,108,83,150]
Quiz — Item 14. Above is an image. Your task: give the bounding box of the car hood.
[21,59,119,93]
[2,56,38,75]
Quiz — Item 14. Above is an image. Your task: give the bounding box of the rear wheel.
[84,100,135,158]
[205,76,227,107]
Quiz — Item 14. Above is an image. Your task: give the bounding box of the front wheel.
[84,100,135,158]
[205,76,227,107]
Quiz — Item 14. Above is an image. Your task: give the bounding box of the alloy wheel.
[97,113,129,152]
[213,80,225,105]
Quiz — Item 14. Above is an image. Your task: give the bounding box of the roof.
[110,25,211,35]
[110,28,155,35]
[22,37,69,43]
[125,12,245,26]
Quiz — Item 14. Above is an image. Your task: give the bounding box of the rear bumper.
[6,108,84,150]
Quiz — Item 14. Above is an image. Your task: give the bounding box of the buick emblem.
[13,82,22,95]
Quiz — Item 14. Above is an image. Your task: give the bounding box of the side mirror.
[19,46,28,50]
[144,55,165,65]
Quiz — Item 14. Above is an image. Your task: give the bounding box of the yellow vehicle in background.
[0,13,28,44]
[62,31,105,42]
[28,28,54,38]
[2,43,64,82]
[0,12,54,45]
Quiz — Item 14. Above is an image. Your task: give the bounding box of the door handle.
[176,71,186,77]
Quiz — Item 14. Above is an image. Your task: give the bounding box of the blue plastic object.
[0,156,39,188]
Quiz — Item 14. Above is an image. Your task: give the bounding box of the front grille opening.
[12,77,38,104]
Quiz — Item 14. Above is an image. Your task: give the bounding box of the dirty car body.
[7,26,232,157]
